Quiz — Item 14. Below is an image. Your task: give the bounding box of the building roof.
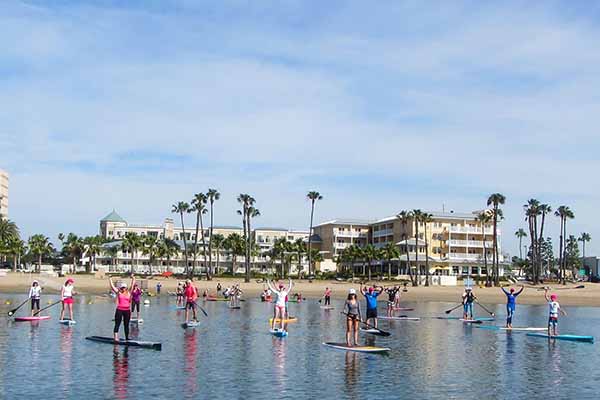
[101,210,126,223]
[374,210,482,224]
[314,218,374,228]
[254,227,289,232]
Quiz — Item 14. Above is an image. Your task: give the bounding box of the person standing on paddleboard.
[344,289,362,347]
[184,280,199,323]
[501,285,524,328]
[361,284,383,329]
[60,278,76,321]
[109,275,135,341]
[545,289,567,336]
[462,287,477,320]
[323,287,332,306]
[28,280,42,316]
[176,282,184,307]
[131,283,142,320]
[267,278,293,331]
[384,286,400,316]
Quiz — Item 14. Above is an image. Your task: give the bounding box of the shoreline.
[1,273,598,306]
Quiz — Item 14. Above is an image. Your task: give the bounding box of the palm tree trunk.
[179,211,189,277]
[388,257,392,280]
[193,212,200,278]
[200,214,209,281]
[414,226,420,286]
[245,214,251,283]
[558,217,564,284]
[208,200,214,277]
[424,223,430,287]
[216,246,220,275]
[308,201,315,277]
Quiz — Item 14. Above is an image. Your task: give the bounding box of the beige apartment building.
[0,169,8,218]
[312,219,372,272]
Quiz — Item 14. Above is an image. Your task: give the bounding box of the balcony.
[449,239,494,248]
[449,253,482,260]
[372,228,393,237]
[334,229,368,238]
[334,242,350,249]
[449,226,496,235]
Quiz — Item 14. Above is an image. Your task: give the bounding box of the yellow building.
[312,219,372,272]
[0,169,8,218]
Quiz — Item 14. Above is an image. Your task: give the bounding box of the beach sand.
[0,272,597,306]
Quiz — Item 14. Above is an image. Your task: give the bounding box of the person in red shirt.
[184,279,199,323]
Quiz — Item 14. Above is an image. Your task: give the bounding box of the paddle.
[445,303,463,314]
[341,312,391,337]
[536,285,585,291]
[33,300,62,316]
[7,297,31,317]
[192,301,208,317]
[475,300,495,317]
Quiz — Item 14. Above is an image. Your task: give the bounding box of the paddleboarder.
[462,287,476,320]
[344,288,362,347]
[28,280,42,316]
[545,289,567,336]
[184,280,199,323]
[501,285,524,328]
[229,284,243,308]
[360,284,383,328]
[323,287,332,306]
[110,275,135,341]
[176,282,184,306]
[384,285,400,316]
[131,283,142,320]
[267,278,293,332]
[60,278,76,321]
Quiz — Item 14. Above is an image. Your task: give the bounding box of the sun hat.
[119,282,127,289]
[349,288,356,294]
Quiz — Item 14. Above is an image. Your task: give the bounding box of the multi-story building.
[312,219,372,272]
[0,169,8,218]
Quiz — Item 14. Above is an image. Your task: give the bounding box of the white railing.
[449,226,495,235]
[334,242,350,249]
[334,229,368,238]
[449,239,493,248]
[449,253,481,260]
[372,228,393,237]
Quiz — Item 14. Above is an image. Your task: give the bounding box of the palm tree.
[0,218,19,244]
[347,244,361,281]
[272,237,289,278]
[412,209,423,285]
[555,206,574,284]
[157,238,179,272]
[7,237,26,272]
[224,233,244,276]
[104,245,119,271]
[306,191,323,277]
[206,188,220,276]
[121,232,141,274]
[83,235,104,273]
[382,242,400,280]
[191,193,209,279]
[487,193,506,286]
[28,234,54,272]
[237,194,257,282]
[420,212,433,286]
[142,236,160,275]
[294,238,306,277]
[579,232,591,279]
[397,210,415,286]
[515,228,527,260]
[211,233,225,275]
[59,233,83,274]
[477,211,492,285]
[172,202,190,276]
[363,244,377,281]
[247,206,260,281]
[308,248,324,274]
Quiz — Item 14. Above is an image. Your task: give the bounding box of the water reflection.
[183,329,199,397]
[343,351,360,399]
[272,336,287,392]
[60,326,73,395]
[112,347,129,400]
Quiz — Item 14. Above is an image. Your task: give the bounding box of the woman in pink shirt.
[109,275,135,341]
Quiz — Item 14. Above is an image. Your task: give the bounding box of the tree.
[0,218,19,244]
[272,237,290,278]
[477,211,492,285]
[206,188,220,277]
[363,244,378,281]
[142,236,160,275]
[412,209,423,286]
[191,193,209,279]
[294,238,306,277]
[306,191,323,277]
[347,245,361,281]
[104,244,119,270]
[565,235,581,279]
[514,228,527,260]
[83,235,104,273]
[121,232,142,274]
[237,194,258,282]
[6,237,26,272]
[538,237,555,278]
[172,202,190,276]
[211,233,225,275]
[246,206,260,281]
[59,233,83,274]
[555,206,574,284]
[28,234,54,272]
[487,193,506,286]
[397,210,415,286]
[382,242,400,280]
[578,233,591,279]
[224,233,244,275]
[157,238,179,272]
[421,212,433,286]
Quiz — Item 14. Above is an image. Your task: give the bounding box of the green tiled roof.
[101,210,126,223]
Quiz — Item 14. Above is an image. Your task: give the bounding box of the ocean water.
[1,294,599,399]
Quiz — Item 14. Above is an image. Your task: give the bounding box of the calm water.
[1,293,599,399]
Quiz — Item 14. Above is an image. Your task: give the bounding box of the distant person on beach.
[344,288,362,347]
[267,279,293,331]
[462,287,476,320]
[545,288,567,336]
[216,282,222,293]
[184,280,199,323]
[156,281,162,295]
[28,280,42,316]
[109,275,135,341]
[501,285,524,328]
[60,278,76,321]
[361,284,383,328]
[131,283,142,320]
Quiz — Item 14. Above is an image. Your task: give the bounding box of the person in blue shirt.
[360,284,383,328]
[501,285,524,328]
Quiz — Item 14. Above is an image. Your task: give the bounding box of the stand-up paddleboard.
[86,336,162,350]
[379,316,420,321]
[270,317,298,324]
[270,328,288,337]
[206,297,228,302]
[322,342,390,353]
[477,326,546,332]
[320,306,335,310]
[182,321,199,329]
[360,328,390,336]
[173,306,186,310]
[130,319,143,324]
[459,319,483,324]
[59,319,76,325]
[14,316,51,322]
[436,316,494,322]
[393,307,414,311]
[526,333,594,343]
[228,306,241,309]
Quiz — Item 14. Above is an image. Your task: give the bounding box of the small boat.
[322,342,390,353]
[182,321,199,329]
[526,333,594,343]
[378,316,420,321]
[86,336,162,350]
[14,316,51,322]
[269,328,288,337]
[59,319,76,325]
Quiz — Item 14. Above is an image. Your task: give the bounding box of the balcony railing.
[334,242,350,249]
[449,239,494,248]
[334,229,368,238]
[449,226,496,235]
[372,228,393,237]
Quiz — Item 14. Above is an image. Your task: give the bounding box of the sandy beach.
[0,272,598,306]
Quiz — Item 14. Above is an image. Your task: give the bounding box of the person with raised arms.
[229,284,243,308]
[462,287,476,320]
[184,279,199,323]
[109,275,135,341]
[344,289,362,347]
[545,288,567,336]
[384,285,400,316]
[130,282,143,320]
[267,278,293,332]
[60,278,76,321]
[360,284,383,328]
[28,280,42,317]
[501,285,524,328]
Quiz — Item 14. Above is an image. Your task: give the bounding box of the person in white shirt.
[28,280,42,316]
[267,278,293,331]
[60,278,76,321]
[545,288,567,336]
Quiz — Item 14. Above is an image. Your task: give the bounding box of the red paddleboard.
[14,316,51,322]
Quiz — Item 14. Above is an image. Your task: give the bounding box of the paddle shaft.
[192,301,208,317]
[33,300,62,316]
[445,303,463,314]
[341,311,390,336]
[7,297,31,316]
[475,300,495,316]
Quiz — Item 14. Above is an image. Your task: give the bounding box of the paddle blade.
[7,310,16,317]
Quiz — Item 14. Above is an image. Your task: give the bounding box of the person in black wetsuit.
[385,286,400,316]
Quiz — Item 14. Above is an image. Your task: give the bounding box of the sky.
[1,0,600,257]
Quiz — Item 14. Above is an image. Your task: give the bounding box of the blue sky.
[2,0,600,256]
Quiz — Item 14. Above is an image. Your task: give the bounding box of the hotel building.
[0,169,8,218]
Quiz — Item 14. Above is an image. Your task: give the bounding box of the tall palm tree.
[294,238,306,277]
[246,206,260,282]
[121,232,141,274]
[382,242,400,280]
[420,212,433,286]
[191,193,209,279]
[412,209,423,285]
[172,201,190,276]
[363,244,377,281]
[515,228,527,260]
[83,235,104,273]
[579,232,591,279]
[306,191,323,277]
[555,206,574,284]
[59,233,83,274]
[211,233,225,275]
[7,237,26,272]
[524,200,540,283]
[237,194,257,282]
[206,188,220,276]
[487,193,506,286]
[477,211,492,285]
[28,234,54,272]
[142,236,160,275]
[397,210,415,286]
